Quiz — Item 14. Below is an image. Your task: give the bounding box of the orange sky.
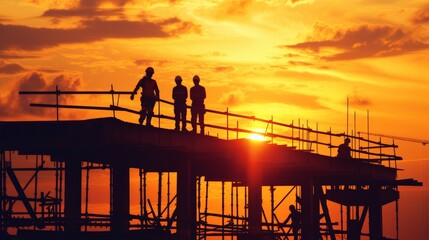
[1,0,429,239]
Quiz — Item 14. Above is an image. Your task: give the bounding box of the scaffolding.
[0,86,422,239]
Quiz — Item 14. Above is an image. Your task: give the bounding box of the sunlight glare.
[248,133,266,141]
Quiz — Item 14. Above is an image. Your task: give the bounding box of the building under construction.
[0,88,422,240]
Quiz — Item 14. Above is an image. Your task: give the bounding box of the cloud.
[286,0,314,7]
[40,0,133,18]
[219,90,245,106]
[0,72,81,118]
[0,62,26,74]
[283,23,429,60]
[214,66,234,72]
[0,16,11,23]
[42,8,123,18]
[348,89,372,107]
[0,18,198,51]
[0,54,39,59]
[412,4,429,24]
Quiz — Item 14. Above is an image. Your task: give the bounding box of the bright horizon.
[1,0,429,239]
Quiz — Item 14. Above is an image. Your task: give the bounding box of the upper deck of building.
[0,117,401,186]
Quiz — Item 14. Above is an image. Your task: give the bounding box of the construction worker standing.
[172,75,188,131]
[190,75,206,135]
[130,67,160,127]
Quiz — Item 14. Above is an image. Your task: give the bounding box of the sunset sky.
[1,0,429,239]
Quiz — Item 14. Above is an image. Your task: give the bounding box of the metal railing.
[19,85,401,165]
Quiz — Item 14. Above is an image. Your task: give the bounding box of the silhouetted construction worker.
[190,75,206,135]
[284,205,301,240]
[172,75,188,131]
[337,138,352,159]
[130,67,160,127]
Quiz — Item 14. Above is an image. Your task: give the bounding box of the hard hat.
[193,75,200,83]
[175,76,182,82]
[145,67,154,74]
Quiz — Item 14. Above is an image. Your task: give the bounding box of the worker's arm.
[154,81,160,99]
[130,79,141,100]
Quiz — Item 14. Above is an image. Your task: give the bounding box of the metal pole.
[0,152,4,232]
[235,183,239,238]
[167,172,171,223]
[111,84,116,118]
[196,176,201,238]
[143,170,147,227]
[33,155,39,230]
[204,180,209,238]
[236,121,239,140]
[227,108,229,140]
[158,172,162,219]
[59,161,63,226]
[84,162,90,231]
[222,181,225,240]
[270,186,275,236]
[230,182,234,239]
[56,85,59,121]
[139,168,143,228]
[158,93,161,128]
[55,161,59,230]
[271,116,274,143]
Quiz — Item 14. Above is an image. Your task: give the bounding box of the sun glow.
[248,132,266,141]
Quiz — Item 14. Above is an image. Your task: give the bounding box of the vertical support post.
[55,85,59,121]
[139,168,143,228]
[158,172,162,219]
[0,152,3,233]
[270,185,275,234]
[226,108,229,140]
[84,163,90,231]
[236,121,239,140]
[271,116,274,143]
[111,84,116,118]
[111,161,130,237]
[369,185,382,240]
[301,178,315,240]
[248,170,262,239]
[177,156,196,240]
[222,181,225,239]
[64,158,82,235]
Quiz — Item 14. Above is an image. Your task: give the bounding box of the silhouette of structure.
[0,87,422,240]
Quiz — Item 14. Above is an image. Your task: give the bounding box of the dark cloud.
[0,54,39,59]
[0,63,26,74]
[288,60,313,67]
[348,90,372,107]
[41,0,133,18]
[412,4,429,24]
[0,72,81,118]
[134,59,153,66]
[214,66,234,72]
[42,8,123,18]
[283,24,429,60]
[0,18,198,51]
[0,16,11,23]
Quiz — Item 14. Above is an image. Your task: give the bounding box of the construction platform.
[0,117,422,240]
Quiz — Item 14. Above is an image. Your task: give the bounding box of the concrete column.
[177,157,196,240]
[369,185,382,240]
[248,160,262,240]
[111,162,130,236]
[301,179,315,240]
[64,158,82,235]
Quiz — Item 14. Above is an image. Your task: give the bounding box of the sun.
[248,133,266,141]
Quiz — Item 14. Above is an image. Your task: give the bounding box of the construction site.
[0,87,422,240]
